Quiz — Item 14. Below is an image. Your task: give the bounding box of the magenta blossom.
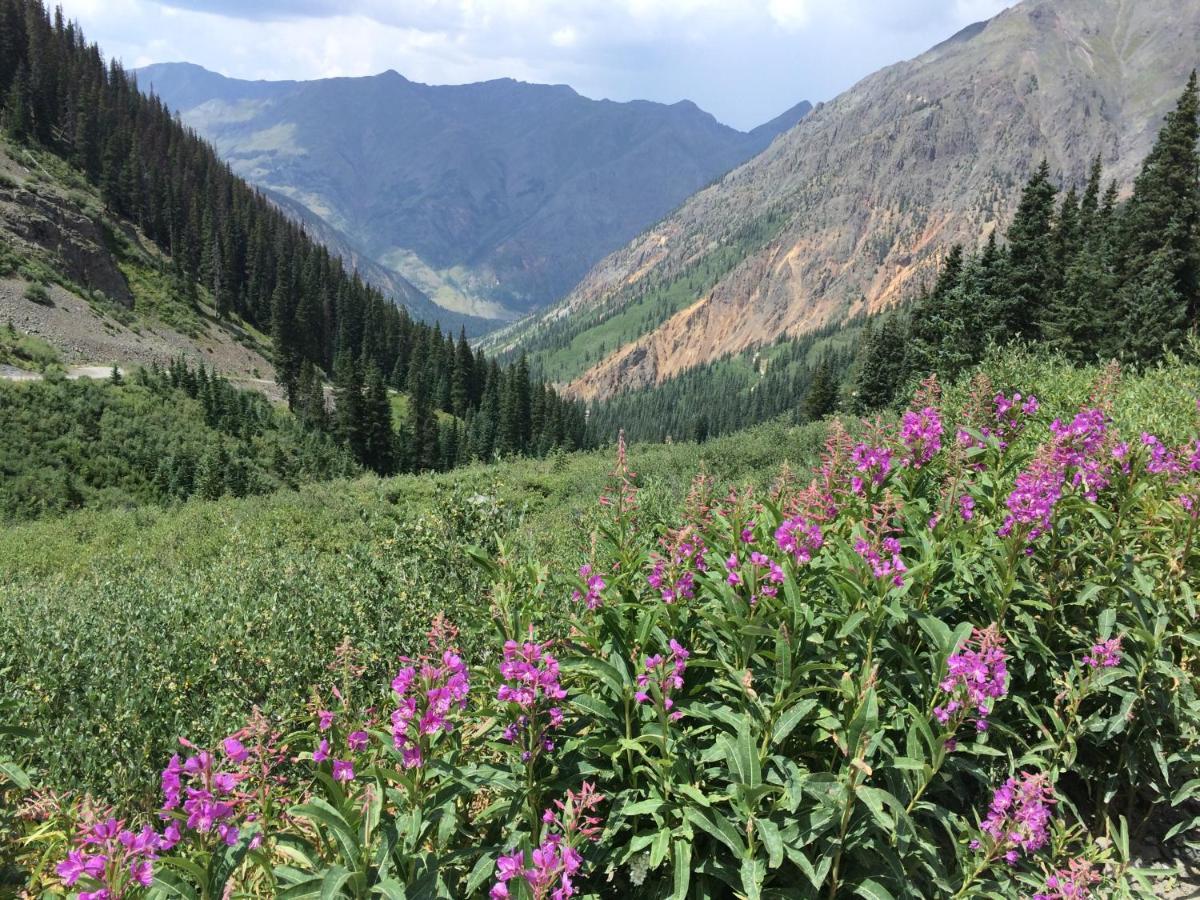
[391,643,470,770]
[971,771,1055,863]
[934,625,1008,735]
[635,639,689,721]
[850,443,893,493]
[497,639,567,763]
[1033,858,1101,900]
[775,515,823,565]
[331,760,355,782]
[1082,636,1122,669]
[490,785,603,900]
[572,564,607,610]
[901,406,943,468]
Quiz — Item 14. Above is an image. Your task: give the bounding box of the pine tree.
[995,159,1058,340]
[853,313,907,411]
[359,362,395,475]
[332,349,363,459]
[803,358,839,420]
[1118,72,1200,343]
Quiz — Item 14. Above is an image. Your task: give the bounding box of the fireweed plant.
[9,365,1200,898]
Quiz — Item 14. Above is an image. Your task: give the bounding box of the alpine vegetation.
[4,361,1198,898]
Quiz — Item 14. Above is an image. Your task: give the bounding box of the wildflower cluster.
[1033,858,1101,900]
[850,443,893,493]
[57,816,165,899]
[853,507,907,586]
[635,639,689,721]
[934,625,1008,735]
[390,641,470,769]
[572,564,606,610]
[490,783,604,900]
[973,771,1056,863]
[498,639,567,761]
[1049,408,1112,500]
[1081,637,1122,670]
[647,530,707,603]
[310,710,366,782]
[774,514,823,564]
[160,741,243,845]
[900,406,943,468]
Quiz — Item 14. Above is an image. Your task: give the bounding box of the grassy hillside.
[2,348,1197,898]
[0,418,823,804]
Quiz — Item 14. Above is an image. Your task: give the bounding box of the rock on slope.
[136,63,811,327]
[530,0,1199,399]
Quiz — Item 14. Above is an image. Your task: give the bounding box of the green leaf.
[853,878,897,900]
[0,759,31,789]
[756,817,784,869]
[371,878,409,900]
[672,839,692,900]
[772,698,817,747]
[650,827,671,869]
[740,857,765,900]
[320,865,353,900]
[290,799,362,864]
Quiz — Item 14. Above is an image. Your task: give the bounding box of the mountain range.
[134,62,811,331]
[495,0,1200,399]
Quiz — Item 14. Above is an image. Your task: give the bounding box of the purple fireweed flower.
[331,760,354,782]
[317,710,334,732]
[391,646,470,769]
[972,771,1055,861]
[491,785,603,900]
[775,514,823,564]
[635,640,689,721]
[1143,433,1181,475]
[497,639,567,762]
[312,739,329,763]
[850,443,893,493]
[222,737,249,763]
[934,625,1008,734]
[572,564,607,610]
[159,745,242,842]
[725,553,742,586]
[347,730,369,752]
[853,535,907,587]
[57,816,164,897]
[1082,637,1122,669]
[998,457,1063,542]
[959,494,975,521]
[1033,857,1101,900]
[901,406,943,468]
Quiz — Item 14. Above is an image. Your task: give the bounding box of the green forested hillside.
[0,359,355,521]
[0,0,588,480]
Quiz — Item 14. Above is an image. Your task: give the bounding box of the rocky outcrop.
[0,180,133,306]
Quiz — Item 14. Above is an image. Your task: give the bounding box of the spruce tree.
[853,313,907,412]
[995,159,1057,341]
[359,362,396,475]
[803,358,839,420]
[1118,72,1200,341]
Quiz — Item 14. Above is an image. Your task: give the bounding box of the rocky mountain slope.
[0,140,277,394]
[136,63,811,329]
[503,0,1199,399]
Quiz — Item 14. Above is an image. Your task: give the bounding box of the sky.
[60,0,1014,130]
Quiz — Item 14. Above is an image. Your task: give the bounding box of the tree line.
[853,74,1200,410]
[0,0,589,474]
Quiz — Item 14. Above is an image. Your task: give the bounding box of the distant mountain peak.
[135,60,810,329]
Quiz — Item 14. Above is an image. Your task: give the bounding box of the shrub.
[22,281,51,306]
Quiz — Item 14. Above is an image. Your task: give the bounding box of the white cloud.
[767,0,811,30]
[60,0,1015,129]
